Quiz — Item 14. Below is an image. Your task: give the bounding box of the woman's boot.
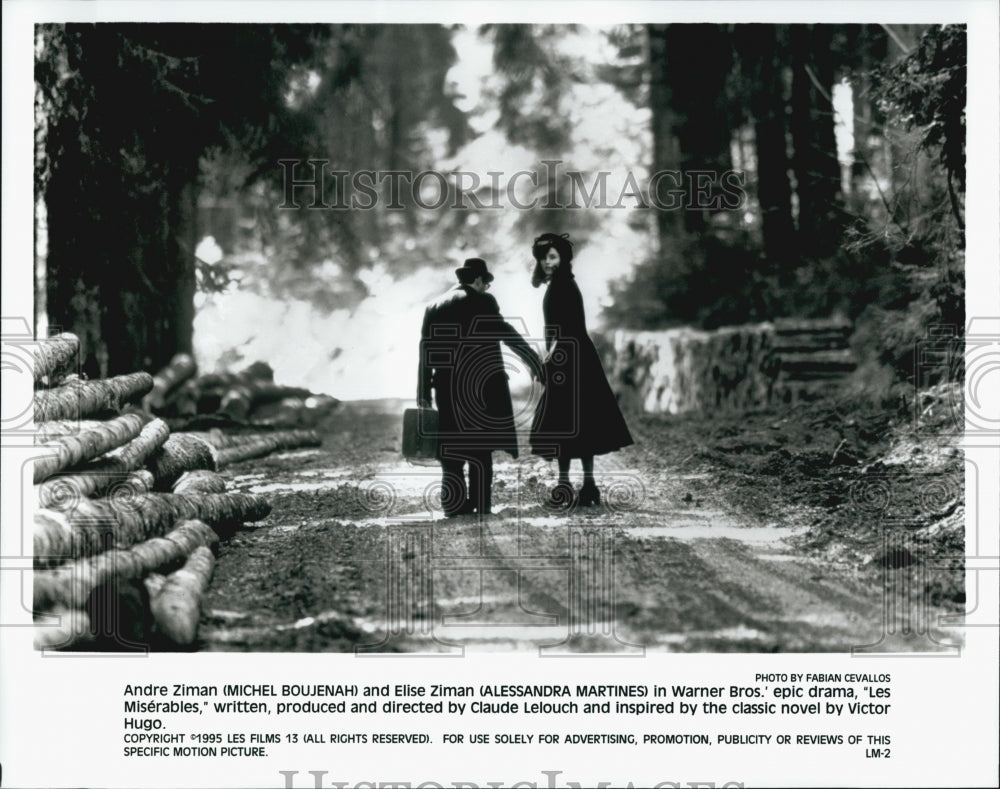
[577,480,601,506]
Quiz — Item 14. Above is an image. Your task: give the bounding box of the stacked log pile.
[30,335,294,651]
[610,319,856,415]
[145,353,339,428]
[139,355,326,471]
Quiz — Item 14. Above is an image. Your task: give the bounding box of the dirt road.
[200,399,962,653]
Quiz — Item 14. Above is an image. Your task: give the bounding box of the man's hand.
[418,398,433,409]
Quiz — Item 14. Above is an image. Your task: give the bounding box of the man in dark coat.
[418,258,541,516]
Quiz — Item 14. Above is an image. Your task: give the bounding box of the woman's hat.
[454,257,494,282]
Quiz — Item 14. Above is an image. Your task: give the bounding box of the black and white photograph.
[2,2,998,788]
[24,17,975,653]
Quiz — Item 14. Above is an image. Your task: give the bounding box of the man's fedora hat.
[455,257,494,283]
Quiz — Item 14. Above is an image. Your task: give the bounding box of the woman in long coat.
[528,233,633,507]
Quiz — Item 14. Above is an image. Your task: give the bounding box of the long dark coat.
[530,269,633,459]
[418,284,539,458]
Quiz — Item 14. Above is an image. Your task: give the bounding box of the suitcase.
[402,407,439,462]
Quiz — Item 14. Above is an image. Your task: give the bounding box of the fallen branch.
[197,365,273,391]
[182,429,253,450]
[213,380,312,421]
[34,372,154,422]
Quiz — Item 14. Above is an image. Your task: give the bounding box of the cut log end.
[147,433,218,490]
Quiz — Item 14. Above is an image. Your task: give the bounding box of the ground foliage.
[638,384,965,610]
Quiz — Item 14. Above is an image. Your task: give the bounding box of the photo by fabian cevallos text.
[5,7,998,789]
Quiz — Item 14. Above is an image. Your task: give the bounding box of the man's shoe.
[543,483,575,510]
[445,499,475,518]
[577,481,601,507]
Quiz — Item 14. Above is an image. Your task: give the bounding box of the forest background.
[33,22,966,401]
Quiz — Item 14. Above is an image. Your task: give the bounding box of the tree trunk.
[40,26,202,379]
[43,157,201,377]
[743,26,797,274]
[790,25,845,258]
[846,26,889,217]
[647,24,685,248]
[656,25,734,234]
[43,154,109,378]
